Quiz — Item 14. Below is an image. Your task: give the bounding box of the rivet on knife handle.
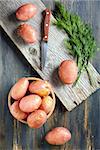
[43,9,51,42]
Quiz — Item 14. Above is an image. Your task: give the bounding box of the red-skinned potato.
[19,94,42,113]
[10,101,27,120]
[17,24,37,44]
[58,60,78,84]
[11,77,29,100]
[16,3,37,21]
[40,96,53,114]
[45,127,71,145]
[27,109,47,128]
[29,80,50,97]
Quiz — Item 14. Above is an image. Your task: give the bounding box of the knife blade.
[41,8,51,70]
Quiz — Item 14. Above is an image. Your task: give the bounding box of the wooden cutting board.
[0,0,100,111]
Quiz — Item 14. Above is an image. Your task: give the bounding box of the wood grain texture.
[0,0,100,150]
[0,0,100,111]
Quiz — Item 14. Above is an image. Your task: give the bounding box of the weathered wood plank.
[0,0,100,111]
[0,0,100,150]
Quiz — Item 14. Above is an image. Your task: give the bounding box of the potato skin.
[45,127,71,145]
[11,77,29,100]
[27,109,47,128]
[10,101,27,120]
[19,94,42,113]
[58,60,78,84]
[17,24,37,43]
[16,3,37,21]
[29,80,50,97]
[40,96,53,114]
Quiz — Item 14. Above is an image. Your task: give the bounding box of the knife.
[41,8,51,70]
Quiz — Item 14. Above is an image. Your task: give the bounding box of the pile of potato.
[9,78,71,145]
[9,78,54,128]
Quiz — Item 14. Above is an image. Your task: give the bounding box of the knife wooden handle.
[43,9,51,42]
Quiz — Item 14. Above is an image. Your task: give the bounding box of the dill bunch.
[54,2,97,85]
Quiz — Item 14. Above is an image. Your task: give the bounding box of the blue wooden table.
[0,0,100,149]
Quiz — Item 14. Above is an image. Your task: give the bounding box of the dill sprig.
[53,2,97,85]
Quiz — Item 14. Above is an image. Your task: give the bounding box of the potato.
[58,60,78,84]
[10,101,27,120]
[11,77,29,100]
[45,127,71,145]
[17,24,37,44]
[29,80,50,97]
[16,3,37,21]
[40,96,53,114]
[27,109,47,128]
[19,94,42,113]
